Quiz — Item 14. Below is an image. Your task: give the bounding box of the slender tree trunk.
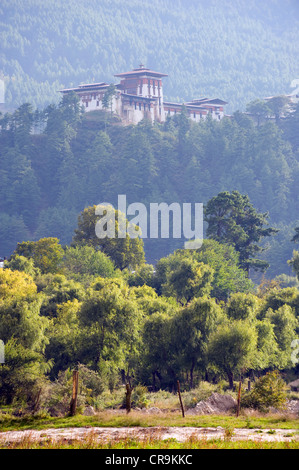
[236,380,242,417]
[32,388,42,414]
[125,383,132,414]
[177,380,185,418]
[152,371,156,392]
[95,328,105,366]
[156,371,162,389]
[190,361,195,389]
[227,371,234,390]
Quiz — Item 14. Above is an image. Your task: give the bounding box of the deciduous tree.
[72,205,145,270]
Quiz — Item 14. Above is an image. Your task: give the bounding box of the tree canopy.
[204,191,278,274]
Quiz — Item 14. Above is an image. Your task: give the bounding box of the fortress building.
[60,65,227,125]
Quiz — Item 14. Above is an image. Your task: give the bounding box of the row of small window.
[82,93,103,100]
[85,101,101,107]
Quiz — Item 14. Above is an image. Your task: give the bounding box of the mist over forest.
[0,0,298,113]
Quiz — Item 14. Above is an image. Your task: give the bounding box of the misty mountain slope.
[0,0,298,112]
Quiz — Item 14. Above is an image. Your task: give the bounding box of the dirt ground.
[0,424,298,444]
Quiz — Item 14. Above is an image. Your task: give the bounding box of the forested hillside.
[0,0,298,112]
[0,93,298,279]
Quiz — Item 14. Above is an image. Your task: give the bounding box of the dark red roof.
[60,83,109,93]
[187,98,227,105]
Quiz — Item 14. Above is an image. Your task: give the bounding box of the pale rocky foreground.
[0,425,298,444]
[1,393,298,445]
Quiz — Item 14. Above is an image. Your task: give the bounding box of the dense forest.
[0,0,298,113]
[0,93,298,279]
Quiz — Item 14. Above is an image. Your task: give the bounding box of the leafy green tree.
[265,305,298,368]
[130,284,178,319]
[204,190,278,274]
[0,268,49,356]
[5,254,40,278]
[58,92,84,127]
[45,299,82,378]
[246,99,271,127]
[193,240,254,300]
[208,320,257,389]
[165,258,213,304]
[253,319,279,372]
[62,245,116,281]
[125,264,156,288]
[12,103,35,151]
[36,273,85,318]
[153,250,213,301]
[72,205,145,270]
[14,237,64,274]
[0,267,37,303]
[226,293,261,321]
[0,339,51,405]
[173,296,223,388]
[78,280,142,382]
[141,312,177,390]
[242,371,288,412]
[266,96,292,124]
[261,286,299,319]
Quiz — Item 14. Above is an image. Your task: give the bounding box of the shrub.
[241,371,288,413]
[182,381,217,409]
[43,365,106,416]
[130,385,149,409]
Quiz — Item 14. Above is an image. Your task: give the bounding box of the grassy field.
[0,409,298,432]
[1,383,298,449]
[0,410,298,449]
[1,435,299,450]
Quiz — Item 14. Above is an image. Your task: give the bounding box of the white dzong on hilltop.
[60,65,228,125]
